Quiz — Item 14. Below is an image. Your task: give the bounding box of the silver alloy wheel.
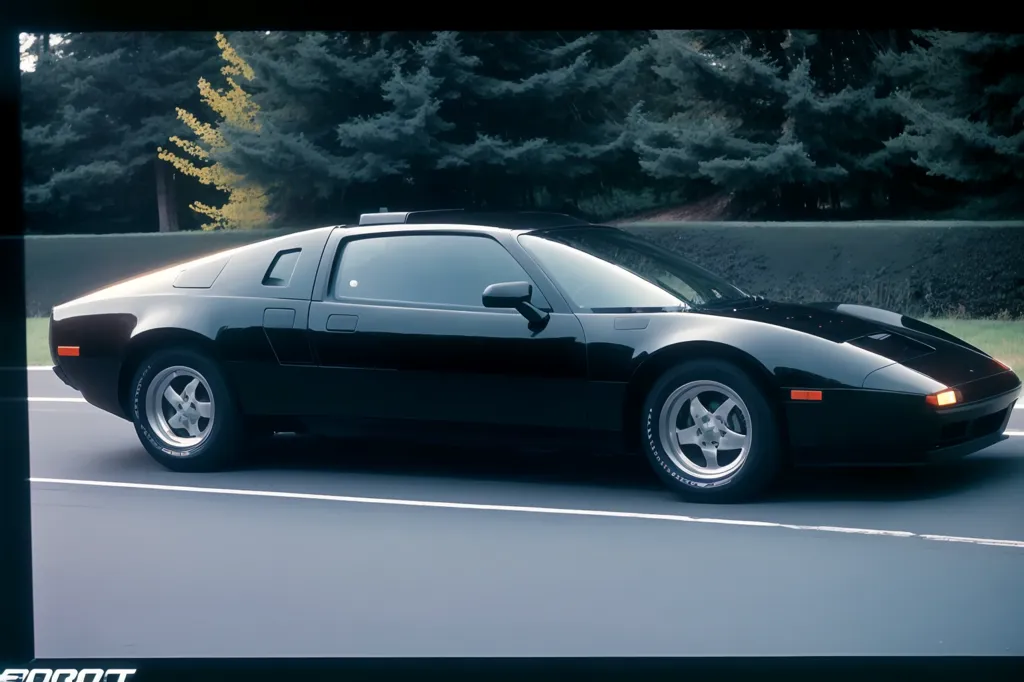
[144,365,216,452]
[657,380,752,480]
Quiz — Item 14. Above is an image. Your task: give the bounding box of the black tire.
[640,359,782,503]
[129,347,243,472]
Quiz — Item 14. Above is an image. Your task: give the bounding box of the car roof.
[349,209,598,234]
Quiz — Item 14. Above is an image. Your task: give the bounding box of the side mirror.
[482,281,532,308]
[482,281,550,329]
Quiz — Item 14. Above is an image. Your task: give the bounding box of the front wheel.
[129,347,243,472]
[640,359,783,503]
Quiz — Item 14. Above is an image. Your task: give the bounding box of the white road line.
[29,476,1024,549]
[27,397,86,403]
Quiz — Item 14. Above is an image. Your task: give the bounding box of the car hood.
[697,299,1008,388]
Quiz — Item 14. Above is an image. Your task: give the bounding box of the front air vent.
[847,332,935,363]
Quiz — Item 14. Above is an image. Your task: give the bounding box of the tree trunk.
[35,33,49,60]
[155,157,179,232]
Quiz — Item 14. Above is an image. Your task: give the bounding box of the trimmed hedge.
[621,221,1024,319]
[24,221,1024,318]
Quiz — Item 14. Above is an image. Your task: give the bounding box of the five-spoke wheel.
[641,359,782,503]
[658,380,751,482]
[145,366,216,448]
[129,347,242,472]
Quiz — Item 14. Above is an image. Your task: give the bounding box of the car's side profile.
[49,210,1021,503]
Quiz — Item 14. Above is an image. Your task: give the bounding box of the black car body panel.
[49,216,1021,467]
[51,227,335,419]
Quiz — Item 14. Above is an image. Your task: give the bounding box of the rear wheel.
[640,359,782,503]
[129,347,243,472]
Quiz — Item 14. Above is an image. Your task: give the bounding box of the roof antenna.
[379,207,388,212]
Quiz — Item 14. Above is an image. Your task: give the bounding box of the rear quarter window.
[263,249,302,287]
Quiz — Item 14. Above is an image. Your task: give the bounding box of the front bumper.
[787,377,1020,466]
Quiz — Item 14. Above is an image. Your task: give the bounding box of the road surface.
[24,368,1024,657]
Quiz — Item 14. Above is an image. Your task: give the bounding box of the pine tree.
[437,31,649,215]
[628,31,790,213]
[158,32,271,230]
[209,31,651,223]
[20,32,222,234]
[877,31,1024,217]
[214,31,397,226]
[630,30,912,218]
[331,31,650,216]
[777,31,917,215]
[333,32,466,209]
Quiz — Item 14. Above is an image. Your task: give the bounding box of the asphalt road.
[23,368,1024,658]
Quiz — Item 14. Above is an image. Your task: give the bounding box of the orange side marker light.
[790,390,822,401]
[56,346,80,357]
[926,389,958,407]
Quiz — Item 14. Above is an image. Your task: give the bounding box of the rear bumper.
[788,378,1019,467]
[48,311,137,421]
[52,357,127,420]
[52,363,76,390]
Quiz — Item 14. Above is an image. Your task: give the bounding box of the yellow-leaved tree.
[158,32,271,230]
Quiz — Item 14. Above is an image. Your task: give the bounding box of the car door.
[306,229,590,433]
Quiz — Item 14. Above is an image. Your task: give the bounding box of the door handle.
[326,314,359,332]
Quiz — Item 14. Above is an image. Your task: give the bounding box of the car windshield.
[518,227,751,313]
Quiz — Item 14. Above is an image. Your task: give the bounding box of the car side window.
[333,234,551,311]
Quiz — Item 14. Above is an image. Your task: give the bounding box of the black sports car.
[49,209,1021,502]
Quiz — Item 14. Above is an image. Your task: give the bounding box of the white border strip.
[29,477,1024,549]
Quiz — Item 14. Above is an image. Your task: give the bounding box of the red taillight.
[56,346,80,357]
